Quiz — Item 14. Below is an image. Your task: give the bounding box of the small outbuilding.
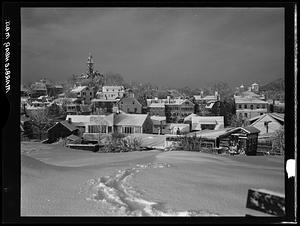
[47,120,80,143]
[218,126,260,155]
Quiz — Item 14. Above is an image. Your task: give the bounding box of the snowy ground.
[21,141,284,216]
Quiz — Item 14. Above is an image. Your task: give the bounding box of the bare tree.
[29,109,52,140]
[272,126,285,155]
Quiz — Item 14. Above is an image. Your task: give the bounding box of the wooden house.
[47,120,80,143]
[118,95,143,114]
[114,113,153,134]
[249,113,284,135]
[71,86,94,104]
[218,126,260,155]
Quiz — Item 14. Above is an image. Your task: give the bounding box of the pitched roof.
[66,134,81,141]
[249,113,284,124]
[194,95,217,101]
[166,98,195,106]
[191,116,224,125]
[234,96,268,104]
[91,98,119,102]
[240,91,260,97]
[221,126,260,137]
[102,85,124,90]
[183,113,198,122]
[150,116,167,125]
[243,126,261,134]
[188,128,231,139]
[66,114,114,126]
[150,116,166,121]
[114,113,149,127]
[71,86,87,93]
[149,103,165,108]
[47,120,78,132]
[59,120,78,131]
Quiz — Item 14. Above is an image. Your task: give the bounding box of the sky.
[21,7,284,89]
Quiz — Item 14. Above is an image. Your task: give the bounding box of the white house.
[96,86,125,100]
[189,115,224,131]
[234,95,268,120]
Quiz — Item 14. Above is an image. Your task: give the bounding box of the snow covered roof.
[71,86,87,93]
[249,113,284,124]
[234,96,268,104]
[114,113,149,127]
[188,128,231,139]
[183,113,198,122]
[166,98,194,106]
[66,114,114,126]
[220,126,260,137]
[151,116,167,125]
[194,95,217,101]
[149,103,165,108]
[191,116,224,125]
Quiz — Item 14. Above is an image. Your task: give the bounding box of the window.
[100,125,107,133]
[123,127,133,134]
[239,104,242,109]
[133,101,135,105]
[257,104,260,109]
[244,113,248,118]
[261,104,265,108]
[244,104,247,109]
[88,125,100,133]
[250,105,253,110]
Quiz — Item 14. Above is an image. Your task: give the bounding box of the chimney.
[167,96,170,104]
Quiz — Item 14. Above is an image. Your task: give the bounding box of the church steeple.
[86,52,95,78]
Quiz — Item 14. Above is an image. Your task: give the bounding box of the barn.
[47,120,80,143]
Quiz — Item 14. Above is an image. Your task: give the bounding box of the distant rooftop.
[234,96,268,104]
[71,86,87,93]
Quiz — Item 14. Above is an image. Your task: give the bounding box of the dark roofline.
[47,120,78,132]
[219,126,260,138]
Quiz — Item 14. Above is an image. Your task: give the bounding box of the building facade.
[235,96,268,120]
[148,103,166,116]
[96,86,125,100]
[165,99,195,123]
[118,96,142,114]
[71,86,94,104]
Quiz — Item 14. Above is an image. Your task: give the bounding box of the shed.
[47,120,79,143]
[219,126,260,155]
